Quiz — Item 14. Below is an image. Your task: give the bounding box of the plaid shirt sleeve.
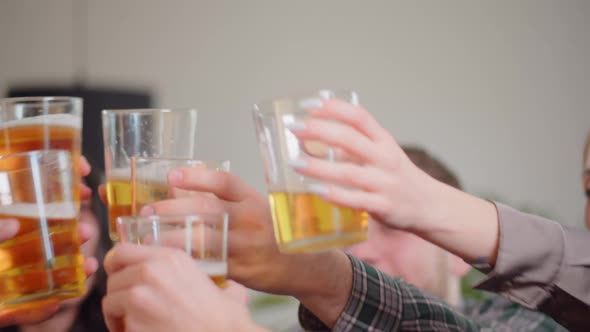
[298,255,571,332]
[465,294,569,332]
[299,255,482,332]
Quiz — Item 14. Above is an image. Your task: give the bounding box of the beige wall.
[1,0,589,229]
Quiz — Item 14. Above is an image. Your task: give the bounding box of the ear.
[450,255,471,277]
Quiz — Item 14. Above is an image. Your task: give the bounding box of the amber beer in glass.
[0,97,82,200]
[0,150,85,315]
[253,90,368,253]
[102,109,198,241]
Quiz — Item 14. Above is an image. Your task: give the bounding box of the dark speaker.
[6,85,153,172]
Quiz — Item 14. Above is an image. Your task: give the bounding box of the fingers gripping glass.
[117,214,229,287]
[252,90,367,253]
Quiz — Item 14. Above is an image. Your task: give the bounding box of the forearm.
[413,178,590,330]
[411,173,500,265]
[275,250,352,328]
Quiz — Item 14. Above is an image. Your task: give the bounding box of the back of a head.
[402,146,462,190]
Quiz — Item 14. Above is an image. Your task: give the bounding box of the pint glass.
[0,97,83,201]
[117,214,228,287]
[102,109,198,241]
[0,150,85,315]
[252,90,368,252]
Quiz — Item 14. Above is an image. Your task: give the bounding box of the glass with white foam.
[102,109,198,241]
[131,157,230,215]
[0,150,85,315]
[116,214,228,287]
[0,97,83,204]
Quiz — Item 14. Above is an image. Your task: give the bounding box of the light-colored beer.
[269,192,368,252]
[132,179,169,213]
[197,261,227,288]
[106,175,132,242]
[107,170,169,241]
[0,202,85,313]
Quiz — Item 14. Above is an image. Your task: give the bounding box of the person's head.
[583,132,590,229]
[348,146,469,305]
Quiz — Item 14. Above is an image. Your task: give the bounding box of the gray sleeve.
[475,202,590,312]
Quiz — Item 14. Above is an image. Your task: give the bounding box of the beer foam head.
[109,167,131,181]
[0,113,81,129]
[135,162,175,185]
[109,166,167,187]
[196,260,227,276]
[0,202,78,219]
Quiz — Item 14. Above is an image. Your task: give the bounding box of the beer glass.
[0,150,85,314]
[117,214,228,287]
[131,157,230,215]
[252,90,368,253]
[0,97,83,201]
[102,109,198,241]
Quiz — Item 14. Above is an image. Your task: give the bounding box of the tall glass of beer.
[0,97,83,201]
[252,90,368,253]
[102,109,198,241]
[0,150,85,315]
[116,214,228,287]
[131,157,230,215]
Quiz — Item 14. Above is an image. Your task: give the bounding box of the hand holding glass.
[130,158,230,215]
[253,90,368,253]
[0,150,85,315]
[102,109,198,241]
[117,214,228,287]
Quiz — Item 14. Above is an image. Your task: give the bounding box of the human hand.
[79,156,92,201]
[0,221,98,326]
[137,168,290,293]
[102,244,262,332]
[287,99,500,264]
[138,167,356,329]
[286,99,438,232]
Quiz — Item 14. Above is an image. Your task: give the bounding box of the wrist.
[409,174,500,264]
[402,165,454,234]
[246,250,352,327]
[289,251,353,327]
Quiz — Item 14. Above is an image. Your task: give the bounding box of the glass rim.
[102,108,198,115]
[133,156,230,166]
[1,96,82,106]
[116,213,228,224]
[252,88,357,114]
